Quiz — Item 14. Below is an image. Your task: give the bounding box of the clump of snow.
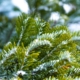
[49,12,60,21]
[61,41,68,45]
[17,70,26,76]
[75,77,80,80]
[63,4,76,14]
[59,51,71,62]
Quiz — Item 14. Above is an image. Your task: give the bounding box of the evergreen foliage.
[0,13,80,80]
[1,0,80,49]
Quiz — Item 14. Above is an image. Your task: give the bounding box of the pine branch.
[0,47,17,65]
[0,14,80,79]
[40,39,71,62]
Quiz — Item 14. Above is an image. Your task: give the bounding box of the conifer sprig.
[0,13,80,80]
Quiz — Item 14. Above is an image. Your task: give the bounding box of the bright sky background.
[11,0,29,13]
[69,23,80,31]
[11,0,80,31]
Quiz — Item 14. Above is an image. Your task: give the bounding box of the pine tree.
[0,13,80,80]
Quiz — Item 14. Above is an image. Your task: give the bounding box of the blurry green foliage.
[0,15,15,49]
[0,0,80,49]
